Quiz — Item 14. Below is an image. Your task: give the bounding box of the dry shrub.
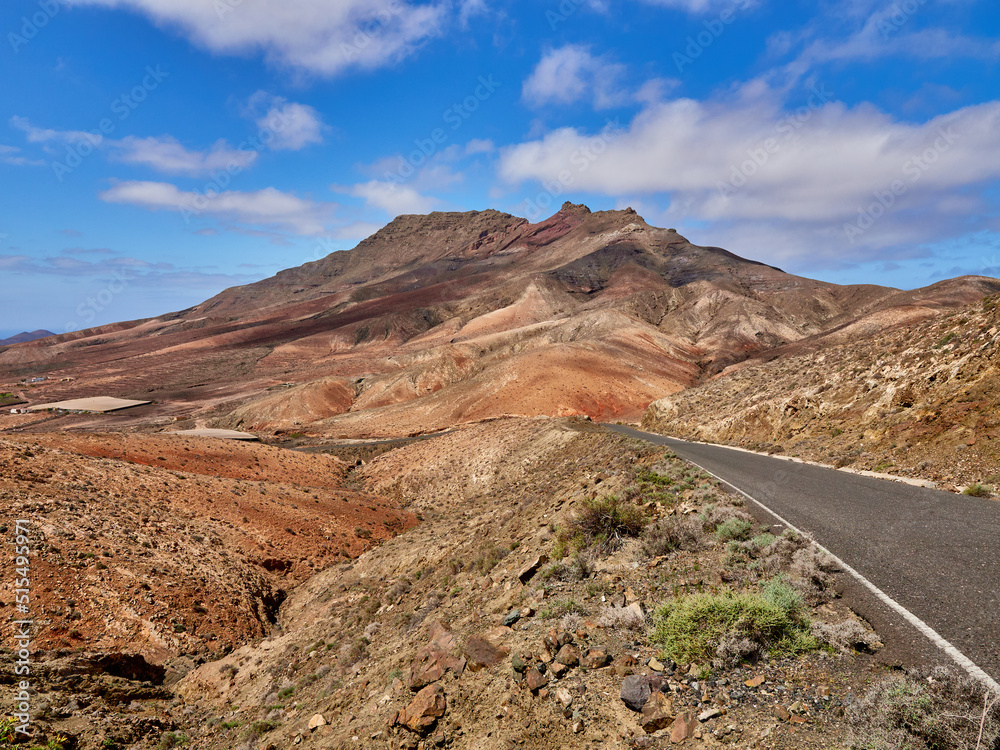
[541,553,595,583]
[596,605,646,631]
[714,633,762,668]
[812,618,882,653]
[849,667,1000,750]
[568,495,648,554]
[641,515,703,558]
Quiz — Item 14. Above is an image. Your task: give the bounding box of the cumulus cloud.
[523,46,629,110]
[9,116,101,145]
[99,180,335,235]
[500,88,1000,264]
[523,46,676,110]
[65,0,447,76]
[247,93,326,150]
[346,180,440,216]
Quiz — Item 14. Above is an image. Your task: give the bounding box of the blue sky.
[2,0,999,338]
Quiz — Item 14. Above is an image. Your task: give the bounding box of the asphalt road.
[608,425,1000,691]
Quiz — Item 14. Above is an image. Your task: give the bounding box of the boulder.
[525,668,549,693]
[621,675,654,712]
[308,714,327,730]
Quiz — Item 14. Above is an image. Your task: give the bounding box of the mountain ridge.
[1,204,996,439]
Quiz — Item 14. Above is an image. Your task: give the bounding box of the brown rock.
[640,691,674,733]
[554,644,580,668]
[408,646,466,690]
[670,712,696,743]
[613,654,636,677]
[398,684,447,734]
[525,668,549,693]
[774,705,791,722]
[745,674,765,688]
[308,713,327,730]
[464,635,508,672]
[580,649,611,669]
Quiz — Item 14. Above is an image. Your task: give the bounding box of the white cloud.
[637,0,758,13]
[9,115,101,145]
[99,180,335,235]
[522,46,674,110]
[500,89,1000,263]
[248,93,326,150]
[346,180,439,216]
[10,117,258,176]
[459,0,488,26]
[66,0,447,76]
[465,138,494,155]
[0,143,45,167]
[111,136,257,175]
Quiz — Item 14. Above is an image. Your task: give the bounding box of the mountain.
[0,329,54,346]
[2,204,997,439]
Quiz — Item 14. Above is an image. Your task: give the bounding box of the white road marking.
[668,440,1000,696]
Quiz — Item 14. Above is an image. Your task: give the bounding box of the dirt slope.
[0,433,414,661]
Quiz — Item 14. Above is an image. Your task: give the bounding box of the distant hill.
[0,330,54,346]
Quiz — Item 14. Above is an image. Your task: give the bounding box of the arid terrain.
[2,207,999,750]
[2,205,997,441]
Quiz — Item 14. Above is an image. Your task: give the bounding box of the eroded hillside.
[0,433,413,661]
[644,294,1000,489]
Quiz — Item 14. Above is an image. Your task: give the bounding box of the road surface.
[608,425,1000,692]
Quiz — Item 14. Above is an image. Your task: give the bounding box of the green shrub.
[651,588,816,665]
[715,518,752,542]
[245,721,278,741]
[472,545,510,574]
[963,484,991,498]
